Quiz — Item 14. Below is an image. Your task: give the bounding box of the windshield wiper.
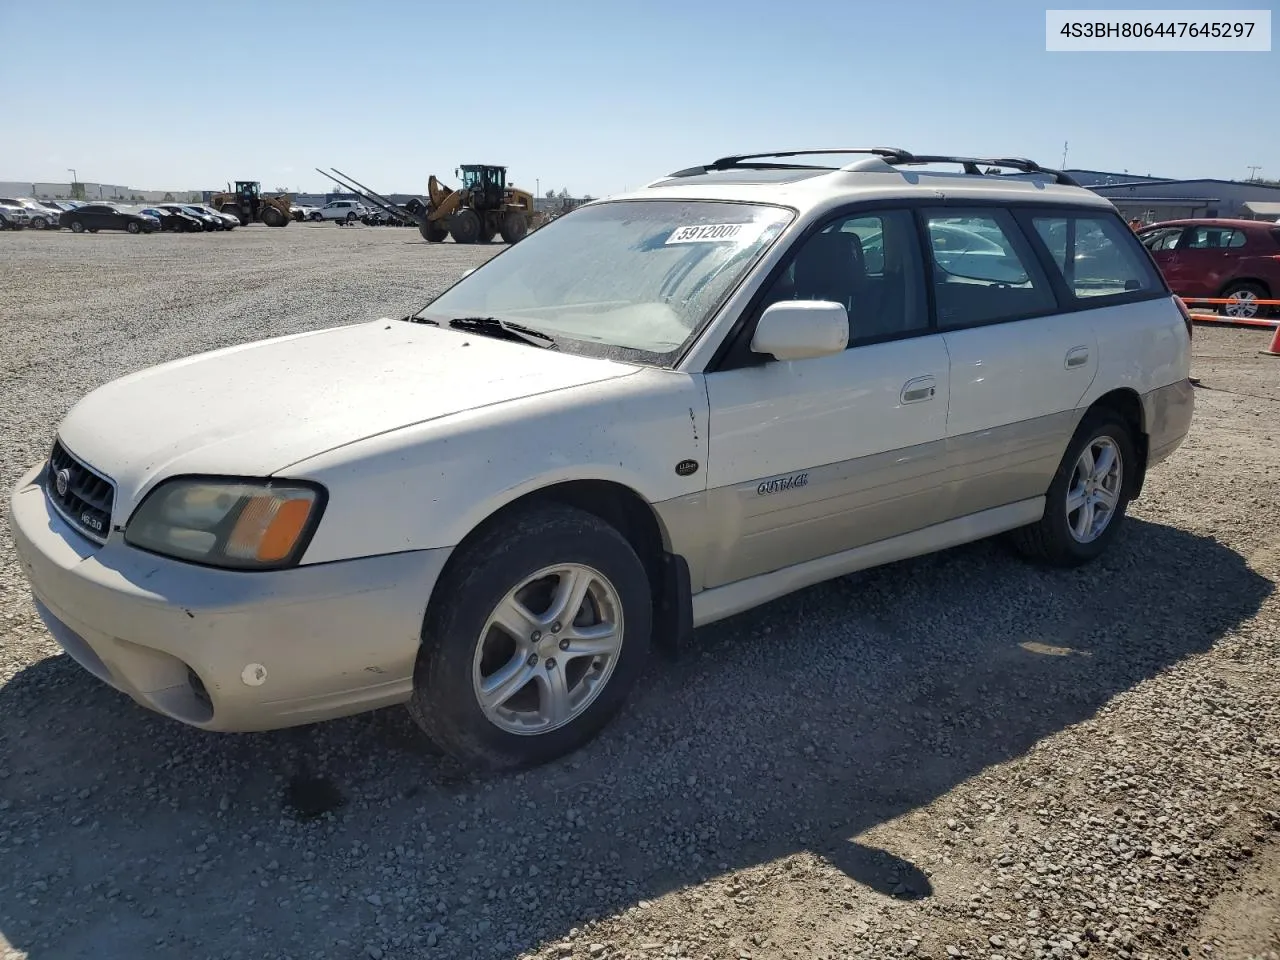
[445,316,558,349]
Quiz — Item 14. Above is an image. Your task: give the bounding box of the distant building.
[0,181,202,203]
[1086,176,1280,222]
[999,169,1280,223]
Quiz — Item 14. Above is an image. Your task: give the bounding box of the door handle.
[1065,346,1090,369]
[901,375,936,404]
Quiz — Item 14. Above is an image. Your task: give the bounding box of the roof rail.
[663,148,914,178]
[660,149,1081,187]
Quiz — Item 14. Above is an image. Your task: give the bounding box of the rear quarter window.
[1027,212,1164,301]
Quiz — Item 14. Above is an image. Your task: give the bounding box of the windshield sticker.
[665,222,767,245]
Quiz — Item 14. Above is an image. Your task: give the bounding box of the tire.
[70,220,85,233]
[1009,409,1137,567]
[478,223,497,244]
[448,208,481,244]
[222,204,248,227]
[126,222,141,234]
[309,212,322,221]
[345,211,357,223]
[1219,281,1269,320]
[30,217,48,230]
[262,206,286,227]
[499,210,528,244]
[406,503,652,771]
[419,221,448,242]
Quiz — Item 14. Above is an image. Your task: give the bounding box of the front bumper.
[8,461,451,732]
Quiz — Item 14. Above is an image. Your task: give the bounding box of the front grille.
[46,440,115,545]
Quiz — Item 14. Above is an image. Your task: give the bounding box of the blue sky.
[1,0,1275,197]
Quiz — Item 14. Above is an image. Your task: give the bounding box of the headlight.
[125,478,325,570]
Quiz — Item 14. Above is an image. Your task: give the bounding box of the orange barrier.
[1180,296,1279,329]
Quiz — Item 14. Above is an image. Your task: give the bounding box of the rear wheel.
[1009,409,1137,567]
[478,223,497,243]
[406,503,652,770]
[262,205,287,227]
[30,216,48,230]
[1219,281,1268,320]
[221,204,248,226]
[499,211,528,244]
[126,221,141,234]
[448,208,482,244]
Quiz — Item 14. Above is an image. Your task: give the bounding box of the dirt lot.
[0,224,1277,960]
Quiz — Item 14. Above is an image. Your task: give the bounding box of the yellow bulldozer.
[207,181,292,227]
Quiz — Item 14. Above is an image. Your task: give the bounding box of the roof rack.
[660,149,1081,187]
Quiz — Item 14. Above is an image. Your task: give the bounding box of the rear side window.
[921,209,1057,329]
[1030,214,1164,300]
[1186,226,1246,249]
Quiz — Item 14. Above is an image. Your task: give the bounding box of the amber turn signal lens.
[228,495,314,562]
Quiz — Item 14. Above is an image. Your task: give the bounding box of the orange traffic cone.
[1262,321,1280,358]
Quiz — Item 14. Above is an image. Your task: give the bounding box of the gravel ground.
[1,225,1277,960]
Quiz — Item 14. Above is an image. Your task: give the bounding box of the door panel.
[701,335,952,588]
[942,313,1097,512]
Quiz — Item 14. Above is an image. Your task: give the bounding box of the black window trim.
[1014,205,1172,310]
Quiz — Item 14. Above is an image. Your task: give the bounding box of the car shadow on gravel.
[0,518,1272,959]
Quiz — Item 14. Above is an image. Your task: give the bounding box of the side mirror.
[750,300,849,361]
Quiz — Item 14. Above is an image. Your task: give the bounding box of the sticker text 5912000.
[665,222,766,245]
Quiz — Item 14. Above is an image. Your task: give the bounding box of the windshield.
[415,199,794,364]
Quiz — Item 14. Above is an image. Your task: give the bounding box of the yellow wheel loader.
[207,181,292,227]
[316,166,540,245]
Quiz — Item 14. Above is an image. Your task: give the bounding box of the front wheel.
[70,220,86,233]
[419,221,448,242]
[1009,410,1137,567]
[407,503,652,771]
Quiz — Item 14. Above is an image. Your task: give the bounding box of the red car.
[1137,218,1280,319]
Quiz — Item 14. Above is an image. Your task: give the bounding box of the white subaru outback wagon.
[9,148,1194,770]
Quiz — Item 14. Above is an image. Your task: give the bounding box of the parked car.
[1137,218,1280,319]
[8,148,1194,771]
[186,204,240,230]
[0,197,58,230]
[317,199,368,222]
[292,203,320,222]
[155,203,220,231]
[0,202,31,230]
[59,203,158,234]
[140,206,204,233]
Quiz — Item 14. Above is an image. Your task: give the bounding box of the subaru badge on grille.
[54,468,70,497]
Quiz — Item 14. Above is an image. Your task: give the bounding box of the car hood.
[55,320,640,514]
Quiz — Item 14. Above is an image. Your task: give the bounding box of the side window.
[1141,227,1184,251]
[922,209,1057,329]
[1030,213,1163,299]
[758,209,928,345]
[1186,226,1244,249]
